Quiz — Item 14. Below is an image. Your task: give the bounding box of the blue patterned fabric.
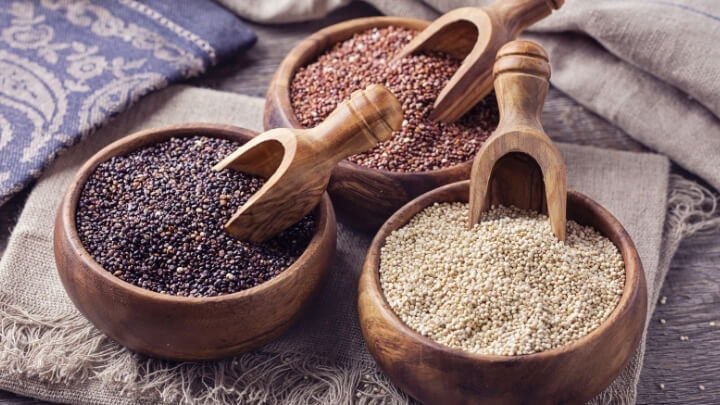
[0,0,255,205]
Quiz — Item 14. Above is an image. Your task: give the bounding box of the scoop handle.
[303,84,402,166]
[468,40,566,241]
[493,39,551,135]
[488,0,564,38]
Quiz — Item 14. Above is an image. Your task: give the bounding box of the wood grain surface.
[0,2,717,403]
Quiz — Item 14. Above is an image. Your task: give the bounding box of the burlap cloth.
[0,85,716,404]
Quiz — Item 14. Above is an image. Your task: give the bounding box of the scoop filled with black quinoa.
[75,136,316,298]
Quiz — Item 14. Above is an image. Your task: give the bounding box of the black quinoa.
[290,26,499,173]
[76,136,316,297]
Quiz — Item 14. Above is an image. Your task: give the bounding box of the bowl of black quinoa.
[53,123,336,361]
[265,18,500,231]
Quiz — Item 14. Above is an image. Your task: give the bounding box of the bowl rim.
[362,179,646,362]
[59,122,334,304]
[266,15,478,180]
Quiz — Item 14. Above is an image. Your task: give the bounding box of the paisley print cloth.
[0,0,256,205]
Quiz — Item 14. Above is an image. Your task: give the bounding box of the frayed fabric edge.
[666,174,720,242]
[0,301,410,405]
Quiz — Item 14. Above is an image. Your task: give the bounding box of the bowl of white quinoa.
[358,180,647,405]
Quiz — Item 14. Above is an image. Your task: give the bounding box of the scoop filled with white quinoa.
[379,203,626,356]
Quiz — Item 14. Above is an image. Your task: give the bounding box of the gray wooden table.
[0,2,717,404]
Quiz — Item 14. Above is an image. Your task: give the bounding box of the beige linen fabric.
[220,0,720,191]
[0,85,713,404]
[219,0,351,23]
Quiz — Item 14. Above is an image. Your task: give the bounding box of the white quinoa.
[379,203,625,356]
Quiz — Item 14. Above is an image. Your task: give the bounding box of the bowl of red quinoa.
[265,18,499,231]
[357,179,647,404]
[53,123,336,361]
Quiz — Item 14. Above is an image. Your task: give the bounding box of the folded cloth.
[0,0,255,206]
[0,85,714,404]
[219,0,720,192]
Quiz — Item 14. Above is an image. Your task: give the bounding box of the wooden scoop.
[468,40,566,241]
[394,0,564,123]
[214,84,402,242]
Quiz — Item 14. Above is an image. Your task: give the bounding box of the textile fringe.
[0,175,717,405]
[665,174,720,242]
[0,301,409,404]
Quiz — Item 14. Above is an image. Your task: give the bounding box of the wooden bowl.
[358,180,647,404]
[265,17,479,231]
[54,123,337,361]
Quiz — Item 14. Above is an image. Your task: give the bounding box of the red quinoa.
[290,26,499,173]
